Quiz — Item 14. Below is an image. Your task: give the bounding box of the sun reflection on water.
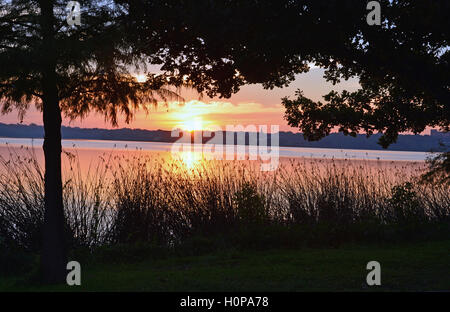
[171,151,204,171]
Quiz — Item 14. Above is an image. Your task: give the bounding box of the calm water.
[0,137,428,161]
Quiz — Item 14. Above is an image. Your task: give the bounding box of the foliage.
[124,0,449,147]
[233,182,267,225]
[0,236,36,276]
[281,1,449,147]
[421,151,450,185]
[388,182,423,224]
[0,0,183,125]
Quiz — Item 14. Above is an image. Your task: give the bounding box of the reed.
[0,147,448,255]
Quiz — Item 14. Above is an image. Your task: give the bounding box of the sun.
[168,100,218,132]
[135,74,147,83]
[182,116,204,132]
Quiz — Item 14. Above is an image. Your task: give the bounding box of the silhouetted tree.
[280,0,449,147]
[125,0,448,146]
[0,0,183,283]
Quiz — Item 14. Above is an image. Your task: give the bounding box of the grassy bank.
[2,240,449,291]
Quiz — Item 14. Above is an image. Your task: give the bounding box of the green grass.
[2,240,449,291]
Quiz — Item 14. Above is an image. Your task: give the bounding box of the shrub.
[388,182,424,224]
[0,236,36,276]
[233,182,267,225]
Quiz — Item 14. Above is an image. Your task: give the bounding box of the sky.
[0,68,360,132]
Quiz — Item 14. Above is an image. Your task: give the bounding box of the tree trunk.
[40,0,67,284]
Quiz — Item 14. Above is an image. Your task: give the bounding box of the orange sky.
[0,68,360,132]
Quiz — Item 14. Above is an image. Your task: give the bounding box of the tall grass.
[0,146,449,255]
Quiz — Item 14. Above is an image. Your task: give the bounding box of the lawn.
[2,240,449,291]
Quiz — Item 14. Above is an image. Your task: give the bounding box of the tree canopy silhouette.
[280,0,449,147]
[124,0,448,146]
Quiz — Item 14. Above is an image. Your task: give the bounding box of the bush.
[233,182,267,225]
[388,182,424,224]
[0,237,36,277]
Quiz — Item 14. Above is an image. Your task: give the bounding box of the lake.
[0,137,429,161]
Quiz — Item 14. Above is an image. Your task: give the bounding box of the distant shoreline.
[0,122,448,153]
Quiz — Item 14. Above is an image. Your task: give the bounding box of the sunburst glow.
[135,74,147,83]
[182,116,203,131]
[168,101,215,131]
